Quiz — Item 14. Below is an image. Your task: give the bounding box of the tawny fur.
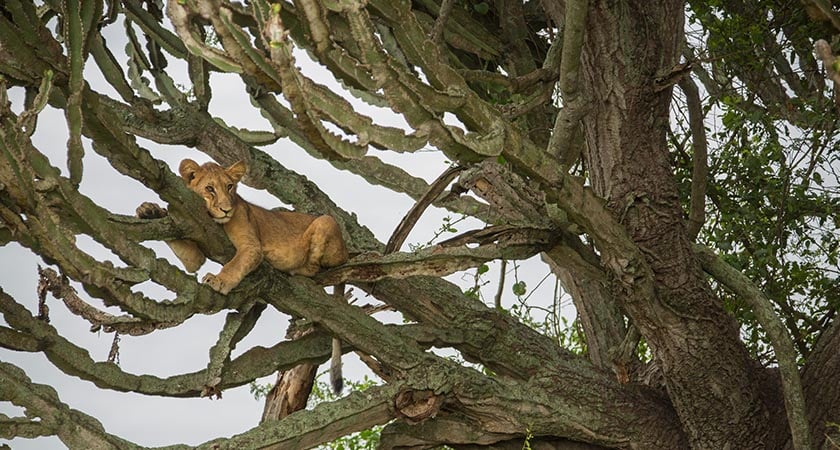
[137,158,349,392]
[142,158,349,293]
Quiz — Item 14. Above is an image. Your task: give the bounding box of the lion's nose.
[220,206,232,214]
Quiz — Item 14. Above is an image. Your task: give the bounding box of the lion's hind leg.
[294,215,347,276]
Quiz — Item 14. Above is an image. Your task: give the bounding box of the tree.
[0,0,839,448]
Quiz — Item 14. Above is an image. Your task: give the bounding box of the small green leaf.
[512,281,527,296]
[473,2,490,14]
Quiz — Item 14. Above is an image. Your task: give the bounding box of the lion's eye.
[227,184,234,192]
[206,186,215,194]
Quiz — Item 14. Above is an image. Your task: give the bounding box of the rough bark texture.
[578,1,770,447]
[261,322,319,422]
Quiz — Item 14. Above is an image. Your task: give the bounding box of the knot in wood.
[394,388,443,424]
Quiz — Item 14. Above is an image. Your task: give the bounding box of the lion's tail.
[330,337,343,394]
[330,283,345,394]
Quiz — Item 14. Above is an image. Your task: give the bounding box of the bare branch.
[385,165,464,253]
[678,76,708,240]
[546,0,589,166]
[317,226,557,285]
[695,245,812,450]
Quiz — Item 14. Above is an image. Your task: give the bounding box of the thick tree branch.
[197,384,398,450]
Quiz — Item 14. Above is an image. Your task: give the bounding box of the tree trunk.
[261,321,318,422]
[579,0,771,446]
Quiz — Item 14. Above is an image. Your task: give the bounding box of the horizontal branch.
[0,287,335,397]
[0,361,139,449]
[194,384,398,450]
[315,226,557,285]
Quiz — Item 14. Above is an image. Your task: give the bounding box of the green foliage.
[248,380,272,400]
[512,280,527,297]
[674,1,840,364]
[464,263,491,300]
[522,427,533,450]
[501,263,587,355]
[408,215,466,252]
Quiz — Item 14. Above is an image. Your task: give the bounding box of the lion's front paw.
[136,202,168,219]
[202,273,233,295]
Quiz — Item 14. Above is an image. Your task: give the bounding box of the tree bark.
[796,315,840,448]
[579,1,771,447]
[261,320,318,422]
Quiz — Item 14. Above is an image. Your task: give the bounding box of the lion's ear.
[179,159,201,183]
[227,161,247,183]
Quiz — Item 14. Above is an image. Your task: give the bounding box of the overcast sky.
[0,14,565,450]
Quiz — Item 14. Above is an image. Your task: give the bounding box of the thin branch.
[317,226,557,285]
[678,76,708,240]
[430,0,455,49]
[546,0,589,166]
[385,165,465,253]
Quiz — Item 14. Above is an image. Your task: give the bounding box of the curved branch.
[546,0,589,166]
[695,244,811,450]
[0,287,336,397]
[679,76,708,240]
[385,165,464,253]
[0,361,139,450]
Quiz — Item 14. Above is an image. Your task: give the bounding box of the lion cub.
[138,159,349,392]
[138,159,348,294]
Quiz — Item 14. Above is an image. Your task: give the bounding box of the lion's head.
[179,159,246,224]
